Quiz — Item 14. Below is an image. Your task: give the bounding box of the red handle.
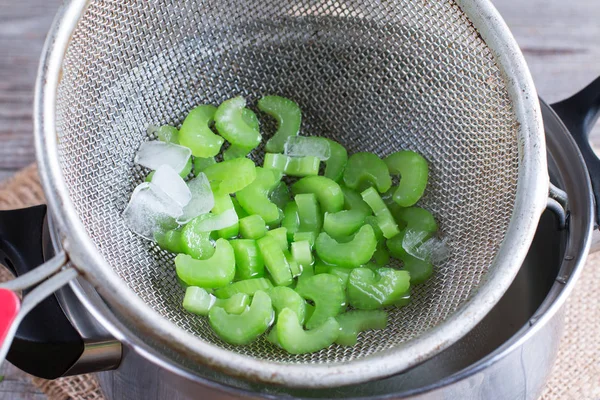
[0,288,20,346]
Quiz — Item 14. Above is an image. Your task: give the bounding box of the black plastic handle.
[551,77,600,226]
[0,205,84,379]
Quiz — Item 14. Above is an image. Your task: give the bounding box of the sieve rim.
[34,0,548,388]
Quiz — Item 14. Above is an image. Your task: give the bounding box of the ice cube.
[151,165,192,207]
[402,229,449,264]
[177,173,215,224]
[134,141,191,173]
[123,182,183,240]
[284,136,331,161]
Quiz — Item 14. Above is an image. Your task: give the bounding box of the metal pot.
[2,76,597,399]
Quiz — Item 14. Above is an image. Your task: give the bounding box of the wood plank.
[0,363,46,400]
[0,0,61,171]
[493,0,600,146]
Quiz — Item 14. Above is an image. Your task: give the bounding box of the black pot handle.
[0,205,85,379]
[551,77,600,226]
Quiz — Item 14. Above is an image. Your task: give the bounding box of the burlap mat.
[0,165,597,399]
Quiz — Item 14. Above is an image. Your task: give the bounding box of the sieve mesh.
[55,0,518,364]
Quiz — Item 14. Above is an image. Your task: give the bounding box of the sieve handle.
[0,205,84,378]
[551,76,600,226]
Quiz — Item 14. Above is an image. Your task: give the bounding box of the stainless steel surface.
[90,100,592,399]
[33,0,547,387]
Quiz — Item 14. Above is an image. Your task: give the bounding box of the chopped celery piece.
[323,210,366,238]
[214,278,273,299]
[277,308,339,354]
[295,273,346,329]
[295,193,322,234]
[293,231,316,248]
[257,235,293,286]
[214,97,261,148]
[315,225,377,268]
[385,150,428,207]
[239,214,267,240]
[343,152,391,193]
[266,227,288,251]
[209,291,273,345]
[258,95,302,153]
[292,176,344,213]
[264,153,320,177]
[361,187,400,239]
[230,239,265,280]
[335,310,387,346]
[267,286,306,323]
[175,239,235,288]
[179,105,224,157]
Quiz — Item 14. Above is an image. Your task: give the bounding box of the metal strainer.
[1,0,549,389]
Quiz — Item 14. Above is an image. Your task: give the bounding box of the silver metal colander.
[29,0,548,388]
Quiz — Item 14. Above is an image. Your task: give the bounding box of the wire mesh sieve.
[36,0,548,387]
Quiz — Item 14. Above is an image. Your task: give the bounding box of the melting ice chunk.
[150,165,192,207]
[402,229,449,264]
[177,173,215,224]
[134,141,191,173]
[284,136,331,161]
[123,182,183,240]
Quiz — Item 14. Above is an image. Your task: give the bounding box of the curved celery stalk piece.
[237,167,281,224]
[264,153,320,177]
[179,105,224,157]
[258,95,301,153]
[239,214,267,240]
[295,193,322,234]
[293,231,316,247]
[315,225,377,268]
[154,229,185,254]
[214,278,273,299]
[209,291,274,345]
[214,97,261,148]
[386,231,434,284]
[155,125,180,144]
[267,286,306,323]
[291,240,313,267]
[291,176,344,213]
[183,287,250,316]
[193,157,216,176]
[335,310,388,346]
[230,239,265,280]
[257,235,293,286]
[361,187,400,239]
[341,186,373,216]
[223,108,260,160]
[176,239,235,288]
[385,151,429,207]
[231,197,248,219]
[203,157,257,194]
[295,273,346,329]
[323,139,348,182]
[347,267,410,310]
[394,207,438,234]
[277,308,340,354]
[181,215,216,260]
[281,202,299,240]
[265,227,288,251]
[313,260,351,291]
[323,210,366,238]
[343,152,392,193]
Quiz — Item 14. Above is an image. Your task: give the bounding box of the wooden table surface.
[1,0,599,398]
